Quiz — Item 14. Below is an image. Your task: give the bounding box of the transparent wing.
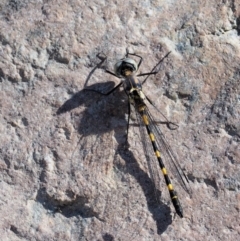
[145,105,192,195]
[131,101,162,198]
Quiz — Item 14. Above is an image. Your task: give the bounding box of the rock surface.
[0,0,239,240]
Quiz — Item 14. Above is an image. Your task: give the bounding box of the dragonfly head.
[114,58,138,77]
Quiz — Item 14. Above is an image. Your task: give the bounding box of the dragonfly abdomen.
[140,110,184,218]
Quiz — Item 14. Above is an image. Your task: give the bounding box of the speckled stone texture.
[0,0,239,240]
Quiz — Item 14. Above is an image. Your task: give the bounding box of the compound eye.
[114,58,138,77]
[124,58,138,70]
[114,60,123,76]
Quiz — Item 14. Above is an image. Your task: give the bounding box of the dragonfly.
[84,50,191,218]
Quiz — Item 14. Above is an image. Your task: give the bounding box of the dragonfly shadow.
[57,81,122,136]
[57,82,173,235]
[115,137,172,234]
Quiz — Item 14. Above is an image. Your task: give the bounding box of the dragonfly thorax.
[129,88,146,101]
